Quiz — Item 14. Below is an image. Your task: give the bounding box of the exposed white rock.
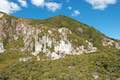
[36,56,40,61]
[48,30,52,34]
[103,38,114,46]
[73,45,85,55]
[48,52,61,60]
[115,42,120,49]
[78,27,83,33]
[102,38,120,49]
[0,42,5,53]
[15,26,98,60]
[19,57,32,62]
[0,13,4,18]
[58,27,72,35]
[34,40,43,53]
[58,28,64,33]
[85,40,97,53]
[34,35,52,54]
[32,52,39,56]
[92,72,99,80]
[54,40,72,55]
[13,35,19,40]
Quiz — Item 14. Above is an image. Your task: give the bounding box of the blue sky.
[0,0,120,39]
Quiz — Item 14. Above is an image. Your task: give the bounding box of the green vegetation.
[0,49,120,80]
[0,50,22,72]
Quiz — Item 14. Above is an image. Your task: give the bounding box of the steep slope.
[0,12,120,80]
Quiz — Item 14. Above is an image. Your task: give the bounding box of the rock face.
[21,26,98,60]
[0,13,120,60]
[102,38,114,46]
[115,42,120,49]
[102,37,120,49]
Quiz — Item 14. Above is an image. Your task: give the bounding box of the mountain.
[0,12,120,80]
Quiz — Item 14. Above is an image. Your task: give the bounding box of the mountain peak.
[56,15,71,19]
[47,15,73,21]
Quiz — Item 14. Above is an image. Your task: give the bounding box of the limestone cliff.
[0,12,120,60]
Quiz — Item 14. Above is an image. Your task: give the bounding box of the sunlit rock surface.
[115,42,120,49]
[0,13,120,60]
[0,42,5,53]
[102,38,114,46]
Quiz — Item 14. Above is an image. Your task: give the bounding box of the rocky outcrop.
[102,37,120,49]
[92,72,99,80]
[15,23,98,59]
[0,13,120,60]
[115,42,120,49]
[27,27,97,60]
[102,38,114,46]
[0,16,98,59]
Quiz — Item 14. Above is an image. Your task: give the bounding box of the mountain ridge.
[0,12,120,80]
[0,12,120,58]
[1,11,119,40]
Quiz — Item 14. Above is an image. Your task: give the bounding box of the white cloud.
[31,0,45,7]
[86,0,117,10]
[72,10,80,16]
[68,6,72,10]
[0,0,21,14]
[18,0,27,7]
[31,0,61,12]
[45,2,61,12]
